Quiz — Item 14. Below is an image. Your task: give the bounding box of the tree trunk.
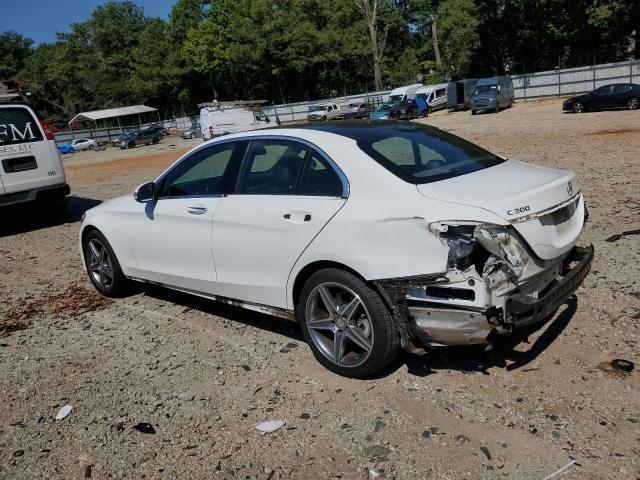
[431,15,441,64]
[358,0,384,91]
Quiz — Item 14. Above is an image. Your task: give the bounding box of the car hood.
[417,160,584,259]
[565,94,588,104]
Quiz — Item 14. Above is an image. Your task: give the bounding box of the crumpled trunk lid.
[417,160,585,259]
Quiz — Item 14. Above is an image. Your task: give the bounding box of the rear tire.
[296,268,400,378]
[128,141,135,149]
[152,136,159,144]
[89,144,95,150]
[627,97,639,110]
[83,230,130,298]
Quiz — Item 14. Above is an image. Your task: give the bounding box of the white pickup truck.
[0,103,69,209]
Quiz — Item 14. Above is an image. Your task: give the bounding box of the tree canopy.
[1,0,637,127]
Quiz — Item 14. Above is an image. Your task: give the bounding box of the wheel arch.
[290,260,367,310]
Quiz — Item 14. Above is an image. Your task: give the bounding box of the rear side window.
[613,84,631,93]
[357,125,504,184]
[237,140,307,195]
[297,150,343,197]
[0,107,43,145]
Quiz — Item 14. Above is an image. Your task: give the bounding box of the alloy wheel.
[86,239,114,290]
[305,282,373,368]
[573,102,584,113]
[627,98,639,110]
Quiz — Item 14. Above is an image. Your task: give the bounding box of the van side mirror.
[134,181,156,203]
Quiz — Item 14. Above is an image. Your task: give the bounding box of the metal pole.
[593,51,596,91]
[138,114,142,127]
[631,59,634,84]
[558,55,561,97]
[117,116,122,134]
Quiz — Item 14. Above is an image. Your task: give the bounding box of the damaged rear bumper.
[378,245,594,348]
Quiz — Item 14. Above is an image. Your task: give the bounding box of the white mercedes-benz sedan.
[79,121,593,377]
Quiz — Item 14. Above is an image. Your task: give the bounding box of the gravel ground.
[1,99,638,479]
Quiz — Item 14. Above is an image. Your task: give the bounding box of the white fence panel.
[513,59,639,100]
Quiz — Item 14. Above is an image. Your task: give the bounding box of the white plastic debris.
[55,405,73,420]
[255,420,285,434]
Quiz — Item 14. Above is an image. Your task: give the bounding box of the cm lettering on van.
[0,122,37,143]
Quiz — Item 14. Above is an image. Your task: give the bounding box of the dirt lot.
[1,99,638,479]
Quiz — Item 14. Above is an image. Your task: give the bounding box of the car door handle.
[187,206,207,215]
[283,212,312,222]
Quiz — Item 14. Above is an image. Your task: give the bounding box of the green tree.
[0,32,33,81]
[436,0,479,79]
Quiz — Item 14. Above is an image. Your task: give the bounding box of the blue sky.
[0,0,176,45]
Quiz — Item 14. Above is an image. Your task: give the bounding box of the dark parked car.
[142,124,168,136]
[563,83,640,113]
[389,99,419,120]
[180,124,201,139]
[116,130,161,149]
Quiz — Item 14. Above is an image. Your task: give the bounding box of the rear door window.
[0,107,43,146]
[297,150,343,197]
[237,140,307,195]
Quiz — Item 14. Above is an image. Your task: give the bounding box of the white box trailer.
[199,101,276,140]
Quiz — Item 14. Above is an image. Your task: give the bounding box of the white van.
[387,83,424,104]
[307,103,341,121]
[199,102,275,141]
[0,103,69,209]
[415,83,448,112]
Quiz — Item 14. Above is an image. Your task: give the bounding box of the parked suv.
[117,130,161,149]
[471,76,514,114]
[0,103,69,209]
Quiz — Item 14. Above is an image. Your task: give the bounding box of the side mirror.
[134,181,156,203]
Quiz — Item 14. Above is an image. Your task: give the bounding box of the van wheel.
[89,144,95,150]
[128,141,135,149]
[322,115,328,121]
[495,103,500,113]
[83,230,129,298]
[297,268,400,378]
[152,137,159,144]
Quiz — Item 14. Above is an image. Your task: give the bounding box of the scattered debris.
[133,422,156,434]
[241,364,251,372]
[374,418,386,432]
[55,405,73,420]
[364,445,391,461]
[256,420,286,434]
[454,434,470,445]
[299,413,311,419]
[541,459,577,480]
[279,342,299,353]
[598,359,635,375]
[84,463,93,478]
[421,430,431,439]
[605,229,640,242]
[13,450,24,457]
[480,446,492,460]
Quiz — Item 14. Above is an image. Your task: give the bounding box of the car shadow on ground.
[141,285,305,342]
[396,296,578,378]
[0,196,102,237]
[141,285,577,379]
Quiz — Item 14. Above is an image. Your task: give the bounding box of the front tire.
[296,268,400,378]
[627,97,639,110]
[573,102,584,113]
[89,144,95,150]
[83,230,129,298]
[152,136,159,144]
[128,141,135,149]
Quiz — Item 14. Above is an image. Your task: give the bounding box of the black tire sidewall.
[83,230,128,298]
[296,268,399,378]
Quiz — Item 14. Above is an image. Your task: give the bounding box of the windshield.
[375,104,393,112]
[388,94,403,103]
[355,123,504,184]
[474,84,498,95]
[309,105,327,112]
